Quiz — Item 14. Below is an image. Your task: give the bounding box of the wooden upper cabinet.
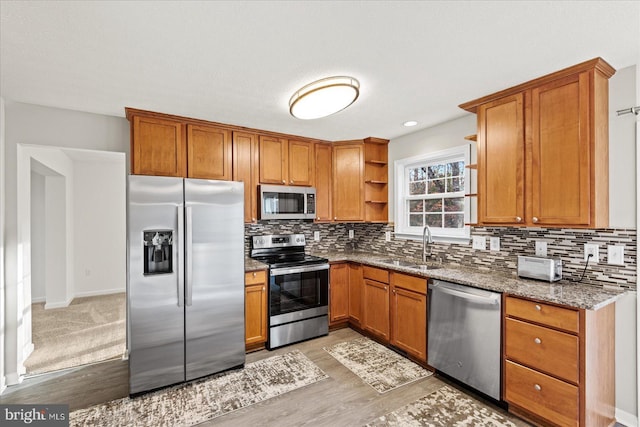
[259,135,288,185]
[288,140,314,186]
[461,57,614,228]
[186,124,232,180]
[233,131,259,223]
[477,93,525,225]
[314,143,333,221]
[131,115,186,177]
[332,141,364,221]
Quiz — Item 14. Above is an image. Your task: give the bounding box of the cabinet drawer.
[506,296,579,333]
[505,318,579,383]
[505,360,578,427]
[390,272,426,295]
[363,266,389,283]
[245,270,267,286]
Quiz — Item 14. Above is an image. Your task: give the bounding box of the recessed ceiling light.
[403,120,418,127]
[289,76,360,120]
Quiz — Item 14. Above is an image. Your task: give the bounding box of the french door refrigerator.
[127,175,245,395]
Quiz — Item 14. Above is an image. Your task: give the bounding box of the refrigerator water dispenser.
[143,230,173,274]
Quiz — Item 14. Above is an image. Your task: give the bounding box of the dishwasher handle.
[429,282,500,305]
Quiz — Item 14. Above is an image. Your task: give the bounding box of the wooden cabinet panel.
[390,272,426,294]
[505,318,579,383]
[362,279,389,342]
[245,271,267,346]
[330,263,349,324]
[186,124,232,180]
[505,361,579,427]
[390,285,426,362]
[259,135,288,184]
[314,143,332,221]
[348,263,363,326]
[505,296,579,333]
[531,73,590,225]
[132,115,186,177]
[363,266,389,283]
[477,93,525,224]
[233,131,259,223]
[332,142,364,221]
[288,140,313,186]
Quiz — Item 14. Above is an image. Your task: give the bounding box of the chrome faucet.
[422,225,433,262]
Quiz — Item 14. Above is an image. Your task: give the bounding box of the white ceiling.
[1,1,639,141]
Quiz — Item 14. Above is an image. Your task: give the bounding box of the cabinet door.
[288,140,313,186]
[186,124,232,180]
[314,143,333,221]
[332,143,364,221]
[348,263,363,326]
[362,279,389,342]
[330,263,349,324]
[132,115,186,177]
[233,132,259,223]
[259,136,288,184]
[245,280,267,346]
[477,93,525,224]
[390,286,427,362]
[531,73,590,226]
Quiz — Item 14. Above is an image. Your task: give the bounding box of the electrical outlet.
[349,229,354,239]
[385,231,391,242]
[472,236,486,250]
[314,231,320,241]
[607,245,625,265]
[535,241,547,257]
[584,243,600,262]
[489,237,500,251]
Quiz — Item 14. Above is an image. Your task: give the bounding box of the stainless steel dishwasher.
[427,279,502,400]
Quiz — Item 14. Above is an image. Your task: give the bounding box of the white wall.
[30,171,46,302]
[73,158,126,297]
[388,65,639,423]
[3,102,129,384]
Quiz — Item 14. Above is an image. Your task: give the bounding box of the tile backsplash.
[245,221,636,291]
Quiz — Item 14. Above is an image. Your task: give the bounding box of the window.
[394,145,471,242]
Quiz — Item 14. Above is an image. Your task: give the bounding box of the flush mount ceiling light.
[403,120,418,127]
[289,76,360,120]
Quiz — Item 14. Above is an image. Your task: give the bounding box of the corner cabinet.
[314,143,333,221]
[503,296,615,427]
[332,141,365,221]
[461,57,615,228]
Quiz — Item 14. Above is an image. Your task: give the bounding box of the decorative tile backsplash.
[245,221,636,291]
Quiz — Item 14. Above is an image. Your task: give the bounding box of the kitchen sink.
[376,259,441,271]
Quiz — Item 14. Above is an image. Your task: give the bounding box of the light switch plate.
[314,231,320,241]
[535,241,547,257]
[489,237,500,251]
[584,243,600,262]
[385,231,391,242]
[607,245,624,265]
[472,236,486,250]
[349,229,354,239]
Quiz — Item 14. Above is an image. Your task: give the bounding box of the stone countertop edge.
[312,250,625,311]
[244,257,268,272]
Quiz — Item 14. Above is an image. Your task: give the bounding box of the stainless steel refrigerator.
[127,175,245,395]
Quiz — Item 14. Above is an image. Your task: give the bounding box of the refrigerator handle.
[177,206,185,307]
[185,206,193,307]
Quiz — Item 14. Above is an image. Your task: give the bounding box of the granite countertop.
[311,250,624,310]
[244,257,268,272]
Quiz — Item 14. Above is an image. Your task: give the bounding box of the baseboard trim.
[617,407,639,427]
[5,372,23,386]
[44,297,73,309]
[31,296,46,303]
[74,288,125,298]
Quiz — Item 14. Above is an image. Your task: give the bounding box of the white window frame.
[394,144,471,243]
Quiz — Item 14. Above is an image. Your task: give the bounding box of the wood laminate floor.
[0,328,533,426]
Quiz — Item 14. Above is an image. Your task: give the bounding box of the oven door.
[268,263,329,325]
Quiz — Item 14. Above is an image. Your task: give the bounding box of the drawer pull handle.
[534,337,542,344]
[515,216,522,222]
[535,304,541,311]
[534,384,541,391]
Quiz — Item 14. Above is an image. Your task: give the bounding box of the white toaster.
[517,255,562,282]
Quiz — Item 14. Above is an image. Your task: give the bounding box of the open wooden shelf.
[365,200,388,204]
[464,134,477,142]
[465,164,477,170]
[365,180,387,184]
[465,193,478,197]
[365,160,387,165]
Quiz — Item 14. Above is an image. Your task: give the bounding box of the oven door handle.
[270,263,330,276]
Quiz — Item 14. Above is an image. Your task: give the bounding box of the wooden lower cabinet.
[362,266,390,342]
[348,264,363,327]
[390,272,427,362]
[504,295,616,427]
[245,270,267,348]
[329,263,350,325]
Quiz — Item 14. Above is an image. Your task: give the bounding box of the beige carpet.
[70,350,328,427]
[324,337,433,393]
[25,293,126,375]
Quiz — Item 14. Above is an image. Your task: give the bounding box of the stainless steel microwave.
[259,184,316,220]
